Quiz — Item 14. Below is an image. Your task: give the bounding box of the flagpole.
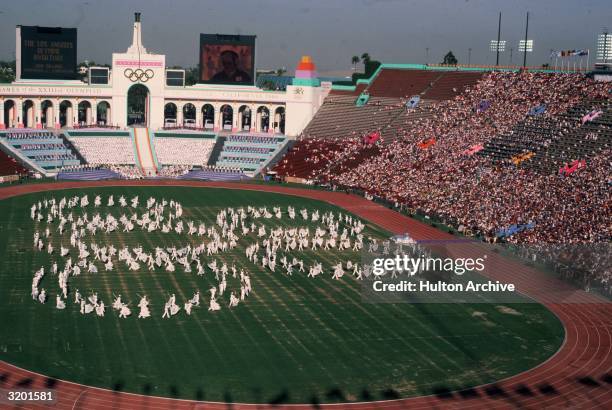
[586,50,590,71]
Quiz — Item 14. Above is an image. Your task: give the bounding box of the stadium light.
[490,40,506,52]
[597,33,612,62]
[518,40,533,52]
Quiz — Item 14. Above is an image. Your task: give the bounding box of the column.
[107,105,112,126]
[66,105,73,127]
[86,105,92,125]
[195,105,201,128]
[54,99,61,129]
[26,105,33,128]
[268,106,275,134]
[249,106,255,132]
[92,102,98,126]
[46,105,54,128]
[237,110,243,132]
[177,104,184,127]
[35,101,43,129]
[16,100,23,128]
[214,105,221,132]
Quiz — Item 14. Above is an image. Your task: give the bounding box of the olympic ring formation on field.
[124,68,154,82]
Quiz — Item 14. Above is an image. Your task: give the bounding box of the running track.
[0,180,610,410]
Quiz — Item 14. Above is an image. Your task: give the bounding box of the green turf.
[0,186,564,404]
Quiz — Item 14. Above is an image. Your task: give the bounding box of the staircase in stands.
[132,127,158,176]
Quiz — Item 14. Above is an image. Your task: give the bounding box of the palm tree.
[361,53,371,71]
[351,55,360,71]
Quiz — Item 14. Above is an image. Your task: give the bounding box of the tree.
[351,55,360,71]
[442,51,458,65]
[275,67,286,77]
[361,53,371,69]
[0,60,15,83]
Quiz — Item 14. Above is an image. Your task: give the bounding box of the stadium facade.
[0,14,329,136]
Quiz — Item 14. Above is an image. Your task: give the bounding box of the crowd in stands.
[157,165,192,178]
[277,71,610,245]
[274,136,381,180]
[0,150,29,177]
[154,137,215,166]
[68,136,135,165]
[108,165,145,179]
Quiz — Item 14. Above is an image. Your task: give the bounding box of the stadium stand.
[65,131,136,165]
[276,70,611,244]
[214,134,288,174]
[0,149,28,176]
[1,130,81,171]
[153,134,216,166]
[365,69,442,98]
[301,95,405,139]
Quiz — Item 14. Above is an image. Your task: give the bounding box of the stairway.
[132,127,157,176]
[207,136,226,166]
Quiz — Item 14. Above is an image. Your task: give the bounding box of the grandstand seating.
[0,149,28,176]
[214,134,288,174]
[422,71,483,100]
[301,95,405,139]
[480,99,612,172]
[532,99,611,172]
[365,69,441,98]
[273,138,355,180]
[153,134,216,166]
[66,134,136,165]
[1,130,81,171]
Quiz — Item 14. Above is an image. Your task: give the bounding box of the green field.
[0,186,564,404]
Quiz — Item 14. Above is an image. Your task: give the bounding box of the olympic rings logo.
[124,68,154,82]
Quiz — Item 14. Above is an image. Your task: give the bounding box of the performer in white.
[38,289,47,304]
[56,294,66,309]
[184,300,193,315]
[228,292,239,308]
[119,304,131,318]
[138,296,151,319]
[208,297,221,311]
[96,301,106,317]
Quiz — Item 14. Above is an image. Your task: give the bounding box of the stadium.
[0,3,610,410]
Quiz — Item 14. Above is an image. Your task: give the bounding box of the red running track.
[0,180,610,410]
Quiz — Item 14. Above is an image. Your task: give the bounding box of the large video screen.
[19,26,77,80]
[199,34,255,85]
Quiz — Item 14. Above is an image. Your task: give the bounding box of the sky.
[0,0,610,76]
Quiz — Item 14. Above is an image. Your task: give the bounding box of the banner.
[511,151,534,166]
[418,137,436,149]
[528,104,546,116]
[497,222,536,238]
[476,100,491,113]
[406,95,420,109]
[581,110,603,124]
[559,159,585,176]
[463,144,484,156]
[363,131,380,145]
